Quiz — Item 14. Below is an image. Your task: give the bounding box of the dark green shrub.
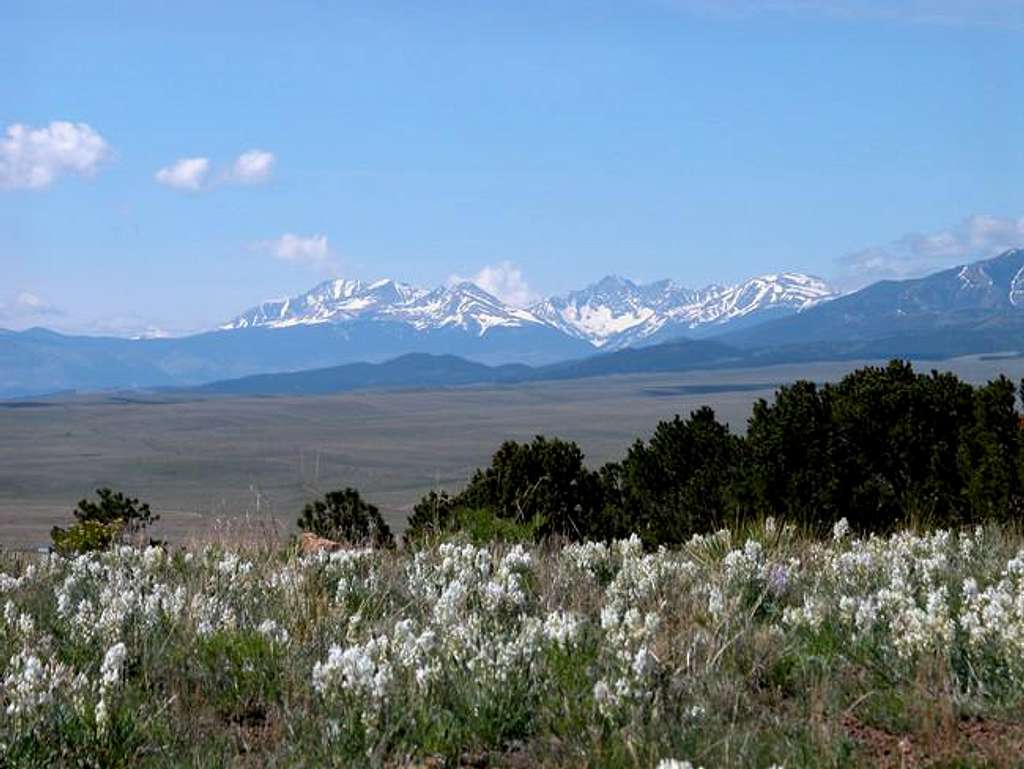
[603,406,744,546]
[828,362,974,528]
[456,436,605,539]
[957,375,1024,522]
[405,437,606,543]
[50,488,159,554]
[403,490,457,544]
[745,378,839,530]
[298,488,394,547]
[745,361,1024,532]
[76,487,158,534]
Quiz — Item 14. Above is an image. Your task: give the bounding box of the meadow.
[3,356,1024,548]
[4,522,1024,767]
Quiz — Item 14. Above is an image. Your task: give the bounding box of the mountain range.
[223,271,837,350]
[722,247,1024,348]
[1,249,1022,399]
[529,272,834,348]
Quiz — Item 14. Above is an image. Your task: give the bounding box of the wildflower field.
[4,522,1024,768]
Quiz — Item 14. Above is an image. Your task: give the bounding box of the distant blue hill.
[0,321,592,398]
[193,353,532,396]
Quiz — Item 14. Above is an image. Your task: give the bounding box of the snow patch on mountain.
[532,272,837,348]
[1010,266,1024,307]
[223,278,547,336]
[224,271,840,346]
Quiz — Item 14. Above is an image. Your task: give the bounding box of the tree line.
[402,360,1024,546]
[49,360,1024,553]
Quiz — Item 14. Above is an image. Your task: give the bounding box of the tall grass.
[3,522,1024,767]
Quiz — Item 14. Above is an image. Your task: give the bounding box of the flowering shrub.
[3,526,1024,766]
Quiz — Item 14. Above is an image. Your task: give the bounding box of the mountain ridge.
[722,248,1024,348]
[223,271,839,349]
[188,339,746,396]
[3,250,1022,399]
[223,279,548,336]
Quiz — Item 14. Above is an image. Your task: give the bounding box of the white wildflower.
[100,641,127,690]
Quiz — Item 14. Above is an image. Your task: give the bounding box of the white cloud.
[157,149,274,190]
[836,213,1024,289]
[451,261,537,307]
[0,292,61,323]
[14,292,56,313]
[256,233,335,269]
[225,149,274,184]
[155,157,211,191]
[0,121,111,190]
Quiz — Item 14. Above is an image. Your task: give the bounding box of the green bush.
[460,436,606,538]
[406,436,606,544]
[602,406,745,546]
[50,488,158,554]
[406,505,541,546]
[50,519,125,556]
[75,488,158,532]
[298,488,395,547]
[403,489,458,544]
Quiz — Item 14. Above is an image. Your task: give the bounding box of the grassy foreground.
[3,523,1024,768]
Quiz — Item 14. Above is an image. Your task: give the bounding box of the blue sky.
[2,0,1022,335]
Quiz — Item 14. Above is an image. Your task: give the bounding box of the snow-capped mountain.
[225,272,839,350]
[528,276,707,348]
[393,282,545,334]
[530,272,838,349]
[7,252,1024,398]
[225,278,423,329]
[224,278,549,336]
[724,248,1024,348]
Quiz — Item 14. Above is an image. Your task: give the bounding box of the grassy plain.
[2,356,1023,548]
